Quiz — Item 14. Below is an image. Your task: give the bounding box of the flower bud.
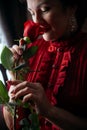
[19,38,26,46]
[23,37,31,44]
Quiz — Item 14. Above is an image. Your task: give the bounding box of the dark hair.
[60,0,87,30]
[19,0,26,4]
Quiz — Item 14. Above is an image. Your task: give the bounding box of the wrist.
[42,103,54,119]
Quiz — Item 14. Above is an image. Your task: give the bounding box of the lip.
[40,25,51,33]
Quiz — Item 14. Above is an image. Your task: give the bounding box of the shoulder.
[81,33,87,53]
[76,32,87,53]
[76,32,87,63]
[80,32,87,45]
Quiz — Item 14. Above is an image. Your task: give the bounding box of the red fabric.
[8,32,87,130]
[26,32,87,129]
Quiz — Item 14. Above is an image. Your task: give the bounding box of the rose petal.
[23,20,44,42]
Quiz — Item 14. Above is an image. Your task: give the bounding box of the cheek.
[50,13,68,33]
[46,11,65,28]
[43,16,68,41]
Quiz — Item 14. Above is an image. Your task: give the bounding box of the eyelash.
[27,6,50,16]
[40,7,51,13]
[28,10,34,16]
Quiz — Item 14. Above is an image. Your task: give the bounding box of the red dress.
[15,32,87,130]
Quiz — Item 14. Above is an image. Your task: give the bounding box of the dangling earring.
[69,15,78,33]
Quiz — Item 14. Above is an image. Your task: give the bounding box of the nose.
[32,13,42,24]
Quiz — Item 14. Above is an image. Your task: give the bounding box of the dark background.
[0,1,29,129]
[0,0,30,46]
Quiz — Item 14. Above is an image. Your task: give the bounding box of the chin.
[42,33,58,42]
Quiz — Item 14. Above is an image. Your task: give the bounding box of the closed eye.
[40,6,51,13]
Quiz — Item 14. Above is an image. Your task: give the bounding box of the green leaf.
[22,127,30,130]
[20,118,30,126]
[23,46,38,61]
[0,46,14,70]
[29,113,40,128]
[0,97,4,104]
[0,80,9,103]
[15,99,29,109]
[23,102,30,108]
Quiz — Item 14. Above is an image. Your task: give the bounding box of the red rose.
[23,20,44,42]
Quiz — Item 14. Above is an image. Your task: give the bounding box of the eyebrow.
[27,0,49,11]
[36,1,49,8]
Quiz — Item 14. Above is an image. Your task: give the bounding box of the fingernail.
[19,50,23,55]
[11,90,15,94]
[6,80,12,86]
[10,93,15,99]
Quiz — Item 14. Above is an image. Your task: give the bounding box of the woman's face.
[27,0,74,41]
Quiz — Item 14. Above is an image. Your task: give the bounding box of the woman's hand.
[8,45,24,79]
[8,80,52,116]
[10,45,23,60]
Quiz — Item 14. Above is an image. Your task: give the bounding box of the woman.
[3,0,87,130]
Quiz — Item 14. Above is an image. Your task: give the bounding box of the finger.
[10,45,23,60]
[22,93,34,103]
[6,80,22,86]
[27,82,42,90]
[11,45,23,55]
[14,86,31,99]
[14,84,37,100]
[14,81,36,93]
[13,81,29,93]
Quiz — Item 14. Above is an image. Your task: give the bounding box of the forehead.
[27,0,54,3]
[27,0,59,8]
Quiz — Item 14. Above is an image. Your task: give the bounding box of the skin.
[3,0,87,130]
[27,0,76,41]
